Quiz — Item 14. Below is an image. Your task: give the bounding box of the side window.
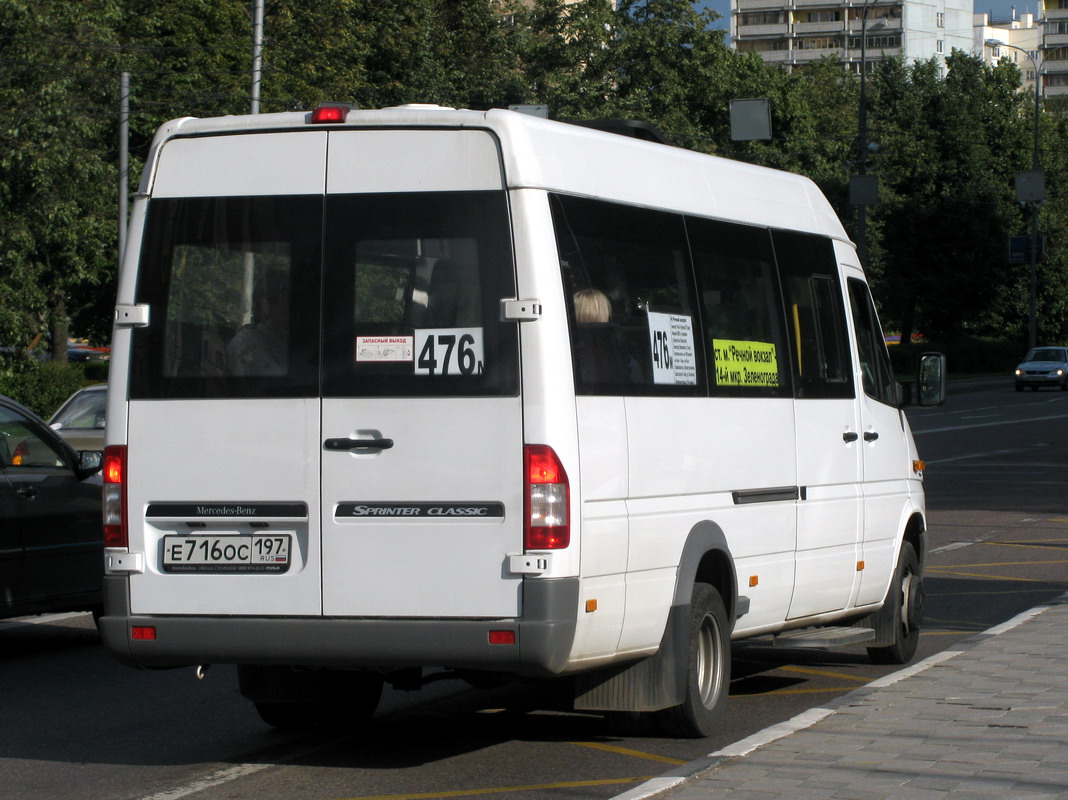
[131,196,322,399]
[550,194,703,396]
[321,191,519,398]
[848,278,897,405]
[774,231,854,399]
[688,217,790,397]
[0,408,67,470]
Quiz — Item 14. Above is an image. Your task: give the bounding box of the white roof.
[145,104,850,243]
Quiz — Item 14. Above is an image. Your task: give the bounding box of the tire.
[867,542,923,665]
[658,583,730,738]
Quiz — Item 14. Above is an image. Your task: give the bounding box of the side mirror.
[77,450,103,475]
[917,352,947,407]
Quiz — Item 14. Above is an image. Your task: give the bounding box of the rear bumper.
[100,575,579,677]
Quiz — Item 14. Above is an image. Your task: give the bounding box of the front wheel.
[867,542,923,665]
[658,583,730,738]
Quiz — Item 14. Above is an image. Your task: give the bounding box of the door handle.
[843,432,859,443]
[16,487,37,500]
[324,438,394,451]
[864,431,880,442]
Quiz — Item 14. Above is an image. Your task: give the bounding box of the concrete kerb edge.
[610,590,1068,800]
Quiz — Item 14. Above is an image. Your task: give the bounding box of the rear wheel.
[658,583,730,738]
[867,542,923,665]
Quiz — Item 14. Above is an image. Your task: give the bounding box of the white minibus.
[101,104,945,737]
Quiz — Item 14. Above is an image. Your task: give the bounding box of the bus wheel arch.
[657,522,739,736]
[673,521,742,628]
[867,515,926,665]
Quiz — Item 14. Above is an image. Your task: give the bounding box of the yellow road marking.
[931,559,1068,569]
[779,665,871,683]
[925,568,1049,582]
[928,587,1056,598]
[570,741,687,765]
[986,541,1068,552]
[923,617,988,629]
[338,776,652,800]
[735,685,870,697]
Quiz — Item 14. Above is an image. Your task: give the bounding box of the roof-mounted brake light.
[310,104,355,124]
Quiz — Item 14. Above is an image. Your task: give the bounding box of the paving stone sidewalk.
[671,596,1068,800]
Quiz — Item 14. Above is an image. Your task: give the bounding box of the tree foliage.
[0,0,122,357]
[866,52,1033,346]
[0,1,1065,364]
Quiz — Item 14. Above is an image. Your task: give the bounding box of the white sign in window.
[647,312,697,385]
[414,328,485,376]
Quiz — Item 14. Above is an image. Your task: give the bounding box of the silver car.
[1014,347,1068,392]
[49,384,107,451]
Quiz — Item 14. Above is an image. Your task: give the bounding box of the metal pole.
[119,71,129,266]
[988,39,1043,349]
[858,9,868,267]
[251,0,264,114]
[1029,71,1040,349]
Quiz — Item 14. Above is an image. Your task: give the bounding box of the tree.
[866,52,1031,347]
[0,0,123,359]
[1034,109,1068,344]
[1,0,1064,362]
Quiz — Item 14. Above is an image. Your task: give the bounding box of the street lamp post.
[858,4,869,265]
[987,38,1043,350]
[851,0,883,267]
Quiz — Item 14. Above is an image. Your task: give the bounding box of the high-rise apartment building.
[1042,0,1068,96]
[732,0,972,73]
[976,12,1042,94]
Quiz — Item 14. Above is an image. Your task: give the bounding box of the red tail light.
[524,445,569,549]
[103,445,128,547]
[310,104,350,124]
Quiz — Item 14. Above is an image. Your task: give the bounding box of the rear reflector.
[524,445,569,550]
[131,626,156,641]
[488,630,515,645]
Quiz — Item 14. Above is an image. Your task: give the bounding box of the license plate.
[162,534,291,574]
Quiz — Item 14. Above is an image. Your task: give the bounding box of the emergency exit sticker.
[712,339,779,387]
[355,336,413,363]
[647,312,697,385]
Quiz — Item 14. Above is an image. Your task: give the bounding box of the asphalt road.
[2,379,1067,800]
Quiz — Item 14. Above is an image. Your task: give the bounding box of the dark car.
[0,394,104,621]
[1014,346,1068,392]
